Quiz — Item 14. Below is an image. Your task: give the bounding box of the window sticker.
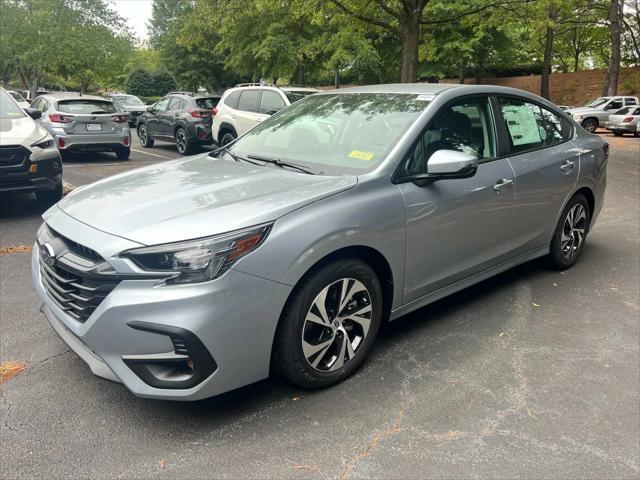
[502,105,542,146]
[348,150,374,161]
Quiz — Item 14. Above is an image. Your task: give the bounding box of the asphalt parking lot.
[0,133,638,479]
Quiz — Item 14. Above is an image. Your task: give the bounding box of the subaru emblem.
[41,242,56,267]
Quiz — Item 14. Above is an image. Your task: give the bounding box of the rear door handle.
[560,160,576,173]
[493,178,514,192]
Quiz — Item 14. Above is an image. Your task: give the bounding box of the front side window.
[401,97,495,176]
[499,97,569,154]
[57,99,116,114]
[0,90,26,119]
[237,90,260,113]
[260,90,286,114]
[230,93,429,175]
[153,98,170,112]
[586,97,608,108]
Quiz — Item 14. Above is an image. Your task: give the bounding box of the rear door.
[496,96,579,259]
[54,99,122,136]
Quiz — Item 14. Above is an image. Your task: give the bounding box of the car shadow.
[0,192,50,219]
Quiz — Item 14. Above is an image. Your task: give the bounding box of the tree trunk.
[296,55,305,85]
[334,67,339,89]
[603,0,623,96]
[458,58,465,84]
[474,53,485,84]
[400,11,421,83]
[573,51,580,72]
[541,6,557,100]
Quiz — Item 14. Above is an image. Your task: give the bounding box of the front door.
[147,97,169,136]
[399,96,515,304]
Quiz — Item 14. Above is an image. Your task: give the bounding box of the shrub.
[124,69,177,97]
[621,73,640,95]
[139,96,161,105]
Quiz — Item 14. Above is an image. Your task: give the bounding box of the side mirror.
[397,149,478,186]
[25,108,42,120]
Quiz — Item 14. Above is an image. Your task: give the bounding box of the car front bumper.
[0,147,62,194]
[31,209,292,401]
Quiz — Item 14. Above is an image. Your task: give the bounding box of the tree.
[603,0,624,95]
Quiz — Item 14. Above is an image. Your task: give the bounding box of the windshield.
[586,97,608,108]
[230,93,429,175]
[57,99,116,114]
[9,91,26,103]
[0,90,26,119]
[283,90,316,103]
[113,95,144,107]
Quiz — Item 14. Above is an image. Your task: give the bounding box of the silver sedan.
[31,84,607,400]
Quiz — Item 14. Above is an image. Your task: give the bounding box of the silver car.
[566,96,639,132]
[604,106,640,136]
[30,93,131,160]
[31,84,607,401]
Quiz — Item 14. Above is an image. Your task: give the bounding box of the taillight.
[622,116,633,123]
[112,114,128,123]
[124,135,130,146]
[190,110,210,118]
[58,138,65,148]
[49,113,71,123]
[212,108,218,117]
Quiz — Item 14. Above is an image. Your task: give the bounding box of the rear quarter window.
[57,100,116,114]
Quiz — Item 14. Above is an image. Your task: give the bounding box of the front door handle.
[493,178,514,193]
[560,160,576,173]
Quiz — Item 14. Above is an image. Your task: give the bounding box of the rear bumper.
[605,123,638,133]
[53,132,130,152]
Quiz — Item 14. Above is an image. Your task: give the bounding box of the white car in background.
[211,84,319,145]
[8,90,30,109]
[566,96,639,132]
[604,106,640,136]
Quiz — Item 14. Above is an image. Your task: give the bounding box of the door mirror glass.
[427,149,478,175]
[24,108,42,120]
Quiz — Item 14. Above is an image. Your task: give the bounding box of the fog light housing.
[122,321,217,389]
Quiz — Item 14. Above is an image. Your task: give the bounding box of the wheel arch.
[581,116,599,128]
[217,122,238,142]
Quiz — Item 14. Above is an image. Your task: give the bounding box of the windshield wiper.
[209,146,262,165]
[246,154,316,175]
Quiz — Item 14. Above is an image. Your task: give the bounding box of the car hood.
[57,154,357,245]
[0,116,48,145]
[566,107,602,116]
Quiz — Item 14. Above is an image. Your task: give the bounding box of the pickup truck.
[566,96,639,132]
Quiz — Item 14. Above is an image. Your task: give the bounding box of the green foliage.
[621,72,640,94]
[124,69,177,96]
[139,96,162,105]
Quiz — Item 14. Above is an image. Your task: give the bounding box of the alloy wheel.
[138,125,147,144]
[301,278,372,372]
[561,203,587,259]
[176,130,187,153]
[582,119,597,133]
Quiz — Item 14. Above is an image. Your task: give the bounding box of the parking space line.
[131,148,173,159]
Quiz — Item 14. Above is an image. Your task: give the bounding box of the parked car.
[604,106,640,136]
[30,93,130,160]
[31,84,607,401]
[566,96,639,132]
[102,93,147,127]
[557,105,573,111]
[7,90,30,109]
[136,94,219,155]
[211,84,319,145]
[0,88,62,204]
[167,91,194,96]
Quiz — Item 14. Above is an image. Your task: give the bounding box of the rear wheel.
[175,127,193,155]
[548,193,591,270]
[137,124,154,147]
[116,148,130,160]
[35,182,62,206]
[613,130,623,137]
[220,130,236,146]
[581,118,598,133]
[273,259,382,389]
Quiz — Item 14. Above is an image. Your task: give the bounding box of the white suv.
[211,84,319,145]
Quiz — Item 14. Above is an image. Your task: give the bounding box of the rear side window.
[224,91,241,109]
[633,107,640,115]
[57,100,116,114]
[498,97,570,154]
[260,90,286,114]
[237,90,260,113]
[625,97,637,105]
[167,98,184,111]
[196,97,219,109]
[606,98,623,110]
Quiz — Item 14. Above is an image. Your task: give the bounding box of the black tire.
[137,123,154,148]
[116,148,130,160]
[273,258,383,390]
[548,193,591,270]
[613,130,623,137]
[35,182,63,206]
[175,127,193,155]
[219,130,236,146]
[581,118,598,133]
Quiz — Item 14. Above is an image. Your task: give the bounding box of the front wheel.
[581,118,598,133]
[548,193,591,270]
[273,259,382,389]
[137,124,154,148]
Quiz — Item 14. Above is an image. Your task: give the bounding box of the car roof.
[44,92,111,102]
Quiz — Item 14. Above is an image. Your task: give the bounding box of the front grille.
[0,145,29,167]
[38,226,120,322]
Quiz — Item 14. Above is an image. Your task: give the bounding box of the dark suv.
[136,94,220,155]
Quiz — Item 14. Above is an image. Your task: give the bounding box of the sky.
[112,0,153,43]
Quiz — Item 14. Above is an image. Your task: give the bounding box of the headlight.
[120,223,272,284]
[31,135,55,149]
